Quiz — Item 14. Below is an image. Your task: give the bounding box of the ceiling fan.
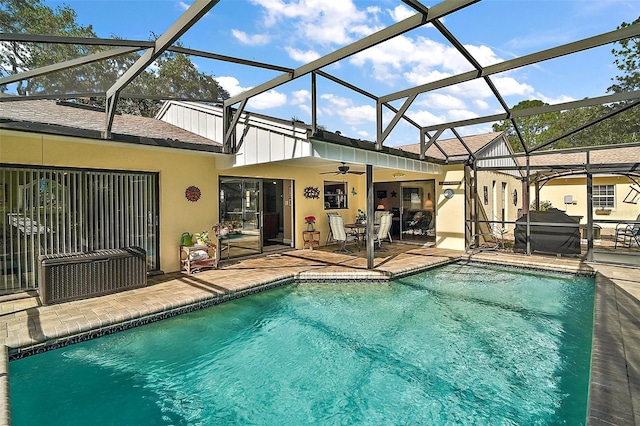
[319,162,365,175]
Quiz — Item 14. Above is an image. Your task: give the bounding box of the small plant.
[356,209,366,222]
[194,231,210,243]
[304,215,316,224]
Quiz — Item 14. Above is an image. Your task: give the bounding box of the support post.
[526,156,531,255]
[473,161,479,250]
[586,151,594,261]
[366,164,374,269]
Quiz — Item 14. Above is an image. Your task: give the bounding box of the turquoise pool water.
[10,263,594,425]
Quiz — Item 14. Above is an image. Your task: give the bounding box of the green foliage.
[0,0,229,116]
[492,16,640,152]
[608,17,640,93]
[529,200,554,211]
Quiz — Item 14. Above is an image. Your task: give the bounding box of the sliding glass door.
[219,177,262,259]
[0,166,159,294]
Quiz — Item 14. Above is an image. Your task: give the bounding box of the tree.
[0,0,229,116]
[492,100,563,152]
[493,16,640,151]
[608,17,640,93]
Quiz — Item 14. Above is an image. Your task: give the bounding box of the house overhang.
[221,127,443,175]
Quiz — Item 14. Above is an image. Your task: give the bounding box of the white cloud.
[388,5,414,22]
[217,76,286,110]
[178,1,190,11]
[535,93,576,105]
[417,93,466,110]
[249,90,288,110]
[472,99,490,110]
[320,94,376,125]
[342,105,376,125]
[285,47,320,63]
[356,129,370,137]
[231,29,271,46]
[251,0,371,45]
[407,109,446,127]
[290,90,311,105]
[217,76,250,97]
[446,109,479,122]
[492,76,535,97]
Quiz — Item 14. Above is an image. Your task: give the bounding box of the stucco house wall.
[533,175,640,228]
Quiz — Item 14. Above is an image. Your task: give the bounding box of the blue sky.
[45,0,640,146]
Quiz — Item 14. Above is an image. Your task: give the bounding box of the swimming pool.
[10,262,594,425]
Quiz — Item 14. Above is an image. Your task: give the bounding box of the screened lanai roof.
[0,0,638,164]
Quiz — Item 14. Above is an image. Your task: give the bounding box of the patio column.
[526,156,531,255]
[586,151,594,261]
[366,164,374,269]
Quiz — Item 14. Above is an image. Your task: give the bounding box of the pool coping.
[1,252,637,425]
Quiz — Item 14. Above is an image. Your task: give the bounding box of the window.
[0,166,159,292]
[593,185,615,209]
[324,181,348,209]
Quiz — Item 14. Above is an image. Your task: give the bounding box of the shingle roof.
[397,132,503,160]
[0,100,221,150]
[518,146,640,168]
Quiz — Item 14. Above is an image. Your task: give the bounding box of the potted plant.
[304,215,316,231]
[194,231,210,245]
[356,209,366,224]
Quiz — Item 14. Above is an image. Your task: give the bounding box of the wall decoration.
[185,185,201,202]
[512,189,518,206]
[443,188,455,199]
[376,190,387,199]
[304,186,320,199]
[351,187,357,196]
[391,190,397,198]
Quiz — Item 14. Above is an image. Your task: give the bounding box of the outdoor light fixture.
[393,172,405,178]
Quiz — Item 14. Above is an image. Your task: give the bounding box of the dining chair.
[328,214,357,253]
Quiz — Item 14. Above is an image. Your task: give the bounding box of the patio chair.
[373,213,394,251]
[614,214,640,249]
[325,212,339,245]
[328,214,357,253]
[374,210,393,242]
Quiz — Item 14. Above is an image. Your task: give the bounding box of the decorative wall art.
[185,185,201,202]
[304,186,320,199]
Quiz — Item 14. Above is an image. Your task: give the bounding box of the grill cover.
[514,209,581,255]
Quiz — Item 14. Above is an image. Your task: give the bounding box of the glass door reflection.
[219,177,262,259]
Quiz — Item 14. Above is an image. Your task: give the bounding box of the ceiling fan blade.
[319,171,339,174]
[348,171,365,175]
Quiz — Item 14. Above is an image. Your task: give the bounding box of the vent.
[38,247,147,305]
